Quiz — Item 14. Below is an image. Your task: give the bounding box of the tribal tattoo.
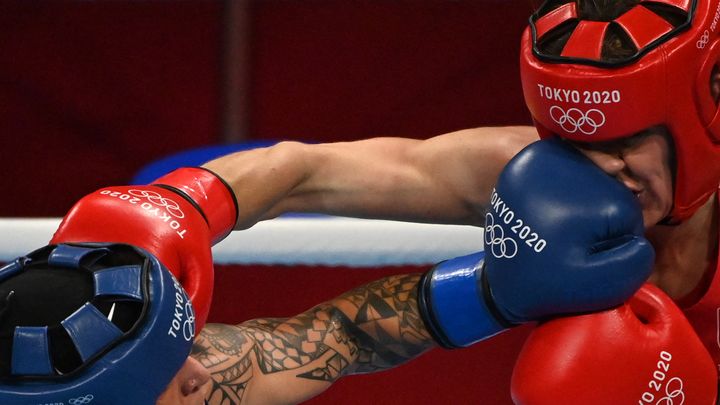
[193,273,435,404]
[193,325,254,404]
[330,273,435,374]
[242,308,349,381]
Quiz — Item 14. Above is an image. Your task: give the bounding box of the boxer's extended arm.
[201,126,536,229]
[192,273,434,405]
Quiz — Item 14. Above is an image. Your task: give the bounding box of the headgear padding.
[0,243,195,404]
[521,0,720,221]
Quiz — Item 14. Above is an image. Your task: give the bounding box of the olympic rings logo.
[697,30,710,49]
[549,106,606,135]
[183,298,196,341]
[655,377,685,405]
[128,189,185,218]
[69,394,94,405]
[484,213,518,259]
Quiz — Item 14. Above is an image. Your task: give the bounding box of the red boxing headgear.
[520,0,720,221]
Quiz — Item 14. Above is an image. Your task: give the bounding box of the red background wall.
[0,1,535,403]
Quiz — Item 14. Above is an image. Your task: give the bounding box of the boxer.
[5,0,720,402]
[196,0,720,400]
[0,139,659,403]
[512,0,720,402]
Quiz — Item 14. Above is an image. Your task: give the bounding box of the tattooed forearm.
[193,324,254,404]
[241,306,351,380]
[193,274,435,404]
[331,273,435,374]
[245,274,434,380]
[238,273,434,381]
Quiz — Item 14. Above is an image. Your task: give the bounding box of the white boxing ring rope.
[0,217,484,266]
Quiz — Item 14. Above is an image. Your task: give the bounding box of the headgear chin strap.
[0,243,196,405]
[520,0,720,222]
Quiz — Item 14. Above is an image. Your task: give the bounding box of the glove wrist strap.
[153,167,238,243]
[417,252,508,348]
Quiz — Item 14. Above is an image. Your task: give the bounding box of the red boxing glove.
[511,284,717,405]
[51,167,238,331]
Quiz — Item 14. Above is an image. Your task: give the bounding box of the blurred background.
[0,1,535,403]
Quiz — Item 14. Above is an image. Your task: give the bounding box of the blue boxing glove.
[417,139,655,348]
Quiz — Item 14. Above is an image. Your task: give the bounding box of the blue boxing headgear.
[0,243,196,404]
